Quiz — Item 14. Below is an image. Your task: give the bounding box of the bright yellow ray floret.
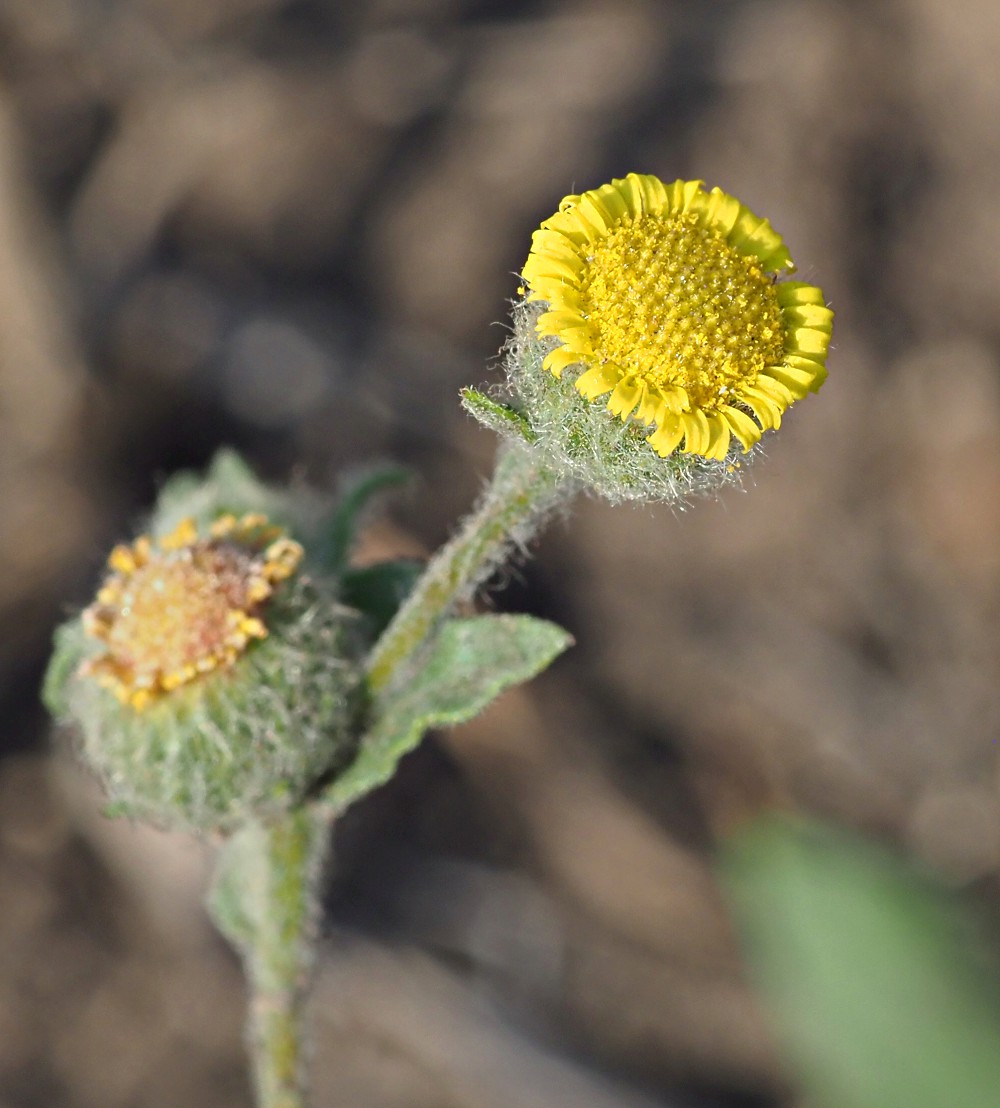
[521,173,832,461]
[80,514,304,710]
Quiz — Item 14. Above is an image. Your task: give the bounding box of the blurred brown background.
[2,0,999,1105]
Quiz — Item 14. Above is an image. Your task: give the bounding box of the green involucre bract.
[484,301,755,505]
[48,574,364,834]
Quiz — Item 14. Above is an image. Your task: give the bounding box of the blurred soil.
[2,1,1000,1105]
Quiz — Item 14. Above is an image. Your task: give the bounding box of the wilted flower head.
[81,514,303,710]
[44,456,364,833]
[521,173,832,462]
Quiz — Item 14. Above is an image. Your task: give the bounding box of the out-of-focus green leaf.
[323,465,412,574]
[154,449,274,533]
[207,808,327,990]
[322,614,572,815]
[341,559,424,638]
[150,448,329,546]
[720,815,1000,1108]
[42,620,88,719]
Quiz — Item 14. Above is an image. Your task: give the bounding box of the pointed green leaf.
[149,448,335,549]
[207,810,327,985]
[42,619,89,719]
[323,465,412,574]
[153,448,276,534]
[207,821,263,952]
[322,614,572,814]
[341,559,424,638]
[461,388,535,442]
[720,816,1000,1108]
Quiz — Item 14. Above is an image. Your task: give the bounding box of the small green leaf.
[720,815,1000,1108]
[206,448,260,491]
[156,448,261,518]
[341,559,424,638]
[207,810,326,987]
[152,449,295,537]
[461,388,535,442]
[42,620,88,719]
[207,822,263,952]
[324,465,412,574]
[323,614,572,814]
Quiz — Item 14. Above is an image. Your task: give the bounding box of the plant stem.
[208,807,330,1108]
[248,990,305,1108]
[365,441,571,696]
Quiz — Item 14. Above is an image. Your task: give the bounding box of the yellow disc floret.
[521,174,832,460]
[80,514,304,710]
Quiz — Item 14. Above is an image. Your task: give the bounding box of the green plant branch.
[364,441,572,697]
[208,808,330,1108]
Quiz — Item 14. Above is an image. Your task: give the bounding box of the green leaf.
[42,620,88,719]
[153,448,274,534]
[322,614,572,815]
[720,815,1000,1108]
[206,448,261,492]
[461,388,535,442]
[323,465,412,574]
[207,821,263,952]
[148,451,409,572]
[341,559,424,638]
[206,809,326,986]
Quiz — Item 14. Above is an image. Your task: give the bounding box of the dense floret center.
[582,213,786,410]
[81,516,302,709]
[104,545,260,680]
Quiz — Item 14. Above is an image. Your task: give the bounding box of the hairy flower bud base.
[490,302,752,504]
[56,575,363,832]
[46,492,366,834]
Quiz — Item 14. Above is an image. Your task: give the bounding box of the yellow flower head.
[521,174,832,461]
[81,513,303,710]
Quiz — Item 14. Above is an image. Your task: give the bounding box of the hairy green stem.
[244,813,320,1108]
[248,991,305,1108]
[208,808,330,1108]
[365,442,571,696]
